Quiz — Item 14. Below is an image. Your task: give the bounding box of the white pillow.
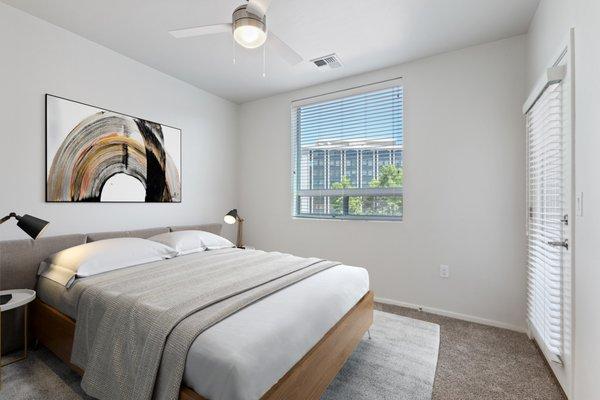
[149,230,234,254]
[148,230,207,255]
[37,237,178,288]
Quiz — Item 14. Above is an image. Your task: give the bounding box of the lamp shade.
[232,5,267,49]
[224,209,238,225]
[16,214,50,239]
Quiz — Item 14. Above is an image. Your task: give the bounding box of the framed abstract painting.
[45,94,181,202]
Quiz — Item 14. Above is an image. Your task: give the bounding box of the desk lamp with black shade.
[0,212,50,305]
[224,209,244,248]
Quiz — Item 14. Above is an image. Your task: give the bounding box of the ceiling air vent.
[311,54,342,69]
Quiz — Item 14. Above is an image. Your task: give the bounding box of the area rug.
[2,310,440,400]
[323,310,440,400]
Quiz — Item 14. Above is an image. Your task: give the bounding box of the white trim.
[291,77,403,108]
[521,28,575,399]
[375,296,527,333]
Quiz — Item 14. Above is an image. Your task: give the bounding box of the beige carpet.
[1,310,440,400]
[376,302,567,400]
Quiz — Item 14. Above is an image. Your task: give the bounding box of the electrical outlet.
[440,264,450,278]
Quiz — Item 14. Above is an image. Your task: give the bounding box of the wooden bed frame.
[30,290,374,400]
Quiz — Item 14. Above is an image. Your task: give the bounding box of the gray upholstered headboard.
[0,223,222,291]
[0,223,222,353]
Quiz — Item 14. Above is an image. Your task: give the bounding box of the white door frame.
[524,28,575,399]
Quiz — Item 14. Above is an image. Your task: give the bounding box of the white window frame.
[291,78,404,221]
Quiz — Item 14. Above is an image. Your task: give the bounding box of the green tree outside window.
[330,164,403,216]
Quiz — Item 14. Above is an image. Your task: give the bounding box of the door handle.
[548,239,569,250]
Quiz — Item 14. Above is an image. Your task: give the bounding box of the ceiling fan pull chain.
[232,34,236,64]
[262,44,266,77]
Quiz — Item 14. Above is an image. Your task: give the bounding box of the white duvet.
[183,264,370,400]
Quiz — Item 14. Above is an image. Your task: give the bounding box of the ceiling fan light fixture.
[232,5,267,49]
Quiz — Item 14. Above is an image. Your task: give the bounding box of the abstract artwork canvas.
[46,95,181,202]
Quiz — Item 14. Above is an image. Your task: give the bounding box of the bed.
[0,224,373,400]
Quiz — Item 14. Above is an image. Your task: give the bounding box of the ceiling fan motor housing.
[232,5,267,48]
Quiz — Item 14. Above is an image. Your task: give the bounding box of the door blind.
[526,81,564,362]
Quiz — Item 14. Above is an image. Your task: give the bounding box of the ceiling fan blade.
[169,23,232,39]
[247,0,272,17]
[267,32,303,65]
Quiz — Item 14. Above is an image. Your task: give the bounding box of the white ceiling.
[3,0,540,103]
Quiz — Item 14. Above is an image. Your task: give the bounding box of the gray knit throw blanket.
[69,248,340,400]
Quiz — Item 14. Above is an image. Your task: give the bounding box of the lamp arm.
[236,219,244,248]
[0,212,17,224]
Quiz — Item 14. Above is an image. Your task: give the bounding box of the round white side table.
[0,289,36,367]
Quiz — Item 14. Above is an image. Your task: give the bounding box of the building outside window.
[345,150,359,187]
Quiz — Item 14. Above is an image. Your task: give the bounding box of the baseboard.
[374,296,527,333]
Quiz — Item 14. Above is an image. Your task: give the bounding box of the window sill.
[291,215,403,223]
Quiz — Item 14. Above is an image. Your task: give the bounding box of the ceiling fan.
[169,0,303,66]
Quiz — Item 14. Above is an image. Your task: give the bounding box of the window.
[292,82,404,220]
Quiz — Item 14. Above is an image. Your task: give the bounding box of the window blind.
[291,84,404,220]
[526,81,564,362]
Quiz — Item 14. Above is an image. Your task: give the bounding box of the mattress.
[37,263,369,400]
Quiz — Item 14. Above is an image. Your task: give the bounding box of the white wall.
[0,3,238,241]
[528,1,600,399]
[238,36,528,331]
[526,1,575,87]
